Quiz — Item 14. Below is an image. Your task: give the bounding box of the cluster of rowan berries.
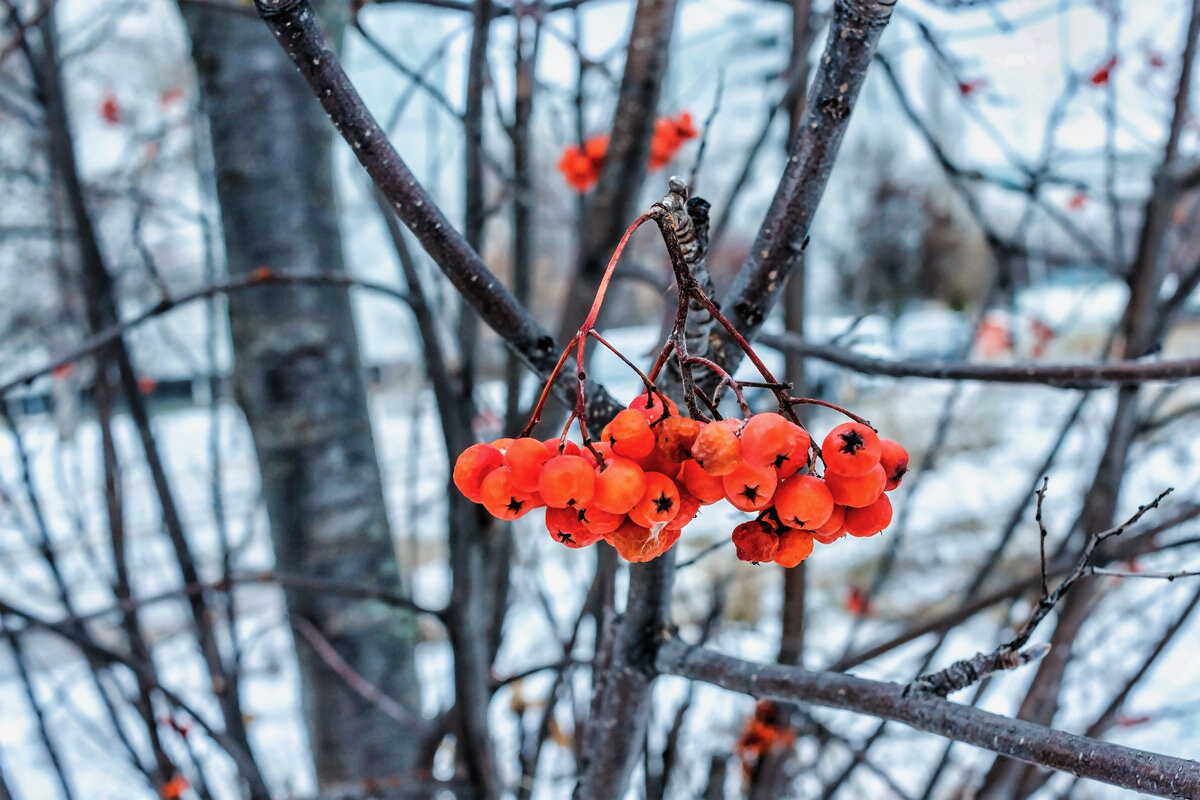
[557,111,697,192]
[453,390,908,565]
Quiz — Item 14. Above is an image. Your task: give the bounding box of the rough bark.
[181,4,422,787]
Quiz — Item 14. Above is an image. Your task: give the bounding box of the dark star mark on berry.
[773,453,790,469]
[889,465,907,482]
[653,493,675,514]
[739,485,760,503]
[555,531,575,544]
[837,429,866,455]
[576,508,590,524]
[505,497,525,514]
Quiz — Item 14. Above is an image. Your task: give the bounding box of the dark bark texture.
[182,3,422,786]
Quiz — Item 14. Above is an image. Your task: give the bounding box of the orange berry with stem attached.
[505,437,553,492]
[821,422,881,477]
[582,440,614,466]
[844,494,892,537]
[773,427,812,479]
[543,438,582,458]
[773,474,834,529]
[678,459,725,504]
[774,529,814,568]
[590,457,647,514]
[879,439,909,490]
[823,464,886,508]
[453,443,504,503]
[602,408,656,459]
[628,471,681,528]
[480,468,538,520]
[722,461,778,512]
[538,454,596,508]
[811,505,847,544]
[544,506,604,548]
[739,413,802,468]
[732,519,778,563]
[628,391,677,423]
[692,419,742,476]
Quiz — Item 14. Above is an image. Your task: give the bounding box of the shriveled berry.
[692,419,742,476]
[821,422,882,477]
[653,415,702,463]
[606,517,680,562]
[453,443,504,503]
[678,459,726,504]
[722,461,778,512]
[590,457,647,514]
[844,494,892,537]
[823,464,886,508]
[811,505,847,544]
[538,455,596,508]
[773,427,813,479]
[879,439,909,490]
[773,474,834,529]
[628,472,681,528]
[740,413,802,468]
[505,437,552,492]
[774,529,814,568]
[602,409,656,459]
[732,520,778,563]
[480,468,537,520]
[544,506,604,548]
[628,391,678,423]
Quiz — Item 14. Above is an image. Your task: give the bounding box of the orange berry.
[628,472,681,527]
[543,438,582,458]
[732,519,778,563]
[739,413,802,468]
[453,443,504,503]
[773,474,834,529]
[774,529,814,568]
[505,437,552,492]
[722,461,778,512]
[678,459,726,504]
[773,427,812,479]
[843,494,892,537]
[544,506,604,548]
[692,419,742,476]
[653,415,702,463]
[575,505,625,535]
[823,464,886,508]
[480,468,537,520]
[879,439,909,490]
[581,440,614,466]
[665,491,701,530]
[628,391,677,423]
[591,457,647,514]
[491,437,515,452]
[811,505,847,544]
[605,517,680,562]
[538,455,596,508]
[821,422,881,477]
[602,409,656,459]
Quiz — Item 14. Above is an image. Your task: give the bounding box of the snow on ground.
[0,358,1198,798]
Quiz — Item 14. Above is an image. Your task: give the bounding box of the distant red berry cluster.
[557,111,697,193]
[454,392,907,565]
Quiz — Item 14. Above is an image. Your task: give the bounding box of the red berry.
[543,438,582,458]
[843,494,892,537]
[678,459,726,504]
[628,391,677,423]
[692,419,742,476]
[665,491,701,530]
[628,472,681,528]
[773,474,834,529]
[575,505,625,535]
[590,457,647,514]
[605,517,680,562]
[774,529,814,568]
[722,461,778,512]
[544,506,603,548]
[732,520,778,563]
[480,468,538,520]
[879,439,909,490]
[773,428,812,479]
[453,443,504,503]
[821,422,881,477]
[823,464,886,508]
[538,455,596,508]
[811,505,847,544]
[505,437,552,493]
[653,415,702,464]
[602,409,656,459]
[739,413,802,468]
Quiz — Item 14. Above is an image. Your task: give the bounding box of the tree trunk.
[181,4,422,787]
